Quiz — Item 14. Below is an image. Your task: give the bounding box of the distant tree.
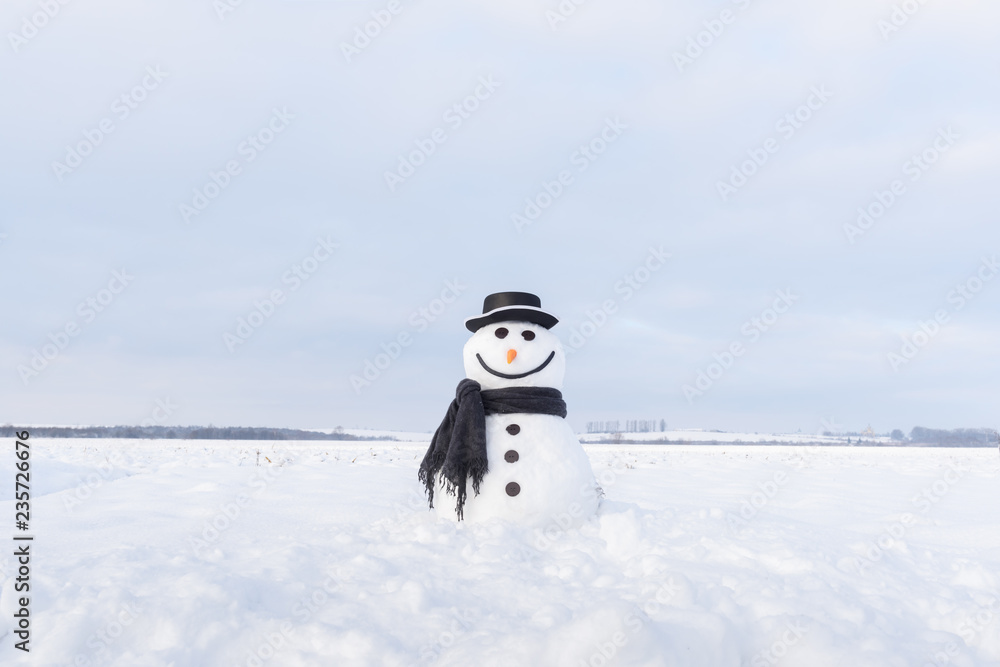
[909,426,995,446]
[890,429,905,441]
[0,424,378,441]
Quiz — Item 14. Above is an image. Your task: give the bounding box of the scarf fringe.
[418,379,565,521]
[420,456,487,520]
[418,451,446,509]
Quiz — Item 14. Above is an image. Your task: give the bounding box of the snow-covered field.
[1,439,998,666]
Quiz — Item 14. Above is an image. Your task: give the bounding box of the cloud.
[1,0,997,432]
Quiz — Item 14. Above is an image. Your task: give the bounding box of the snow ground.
[1,440,998,667]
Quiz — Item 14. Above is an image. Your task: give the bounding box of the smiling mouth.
[476,351,556,379]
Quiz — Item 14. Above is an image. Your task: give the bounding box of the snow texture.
[1,439,998,667]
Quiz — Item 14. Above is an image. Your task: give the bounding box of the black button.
[505,482,520,497]
[504,450,519,463]
[506,424,520,435]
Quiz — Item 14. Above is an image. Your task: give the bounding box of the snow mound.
[0,440,997,666]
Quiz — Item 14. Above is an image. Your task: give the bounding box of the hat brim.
[464,306,559,333]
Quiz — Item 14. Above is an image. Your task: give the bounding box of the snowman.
[418,292,601,526]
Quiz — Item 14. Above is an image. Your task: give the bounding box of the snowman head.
[463,321,566,390]
[462,292,565,390]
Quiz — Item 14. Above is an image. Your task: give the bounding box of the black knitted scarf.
[418,378,567,520]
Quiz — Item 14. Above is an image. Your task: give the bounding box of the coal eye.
[495,327,509,339]
[521,330,535,341]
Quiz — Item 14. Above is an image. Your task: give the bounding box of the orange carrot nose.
[507,349,517,364]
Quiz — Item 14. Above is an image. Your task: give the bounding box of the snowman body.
[432,319,600,526]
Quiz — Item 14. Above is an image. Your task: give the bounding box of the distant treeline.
[908,427,998,447]
[586,419,666,434]
[585,426,999,447]
[0,425,385,441]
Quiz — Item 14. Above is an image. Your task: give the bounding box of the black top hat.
[464,292,559,333]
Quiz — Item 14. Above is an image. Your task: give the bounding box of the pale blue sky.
[2,0,998,434]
